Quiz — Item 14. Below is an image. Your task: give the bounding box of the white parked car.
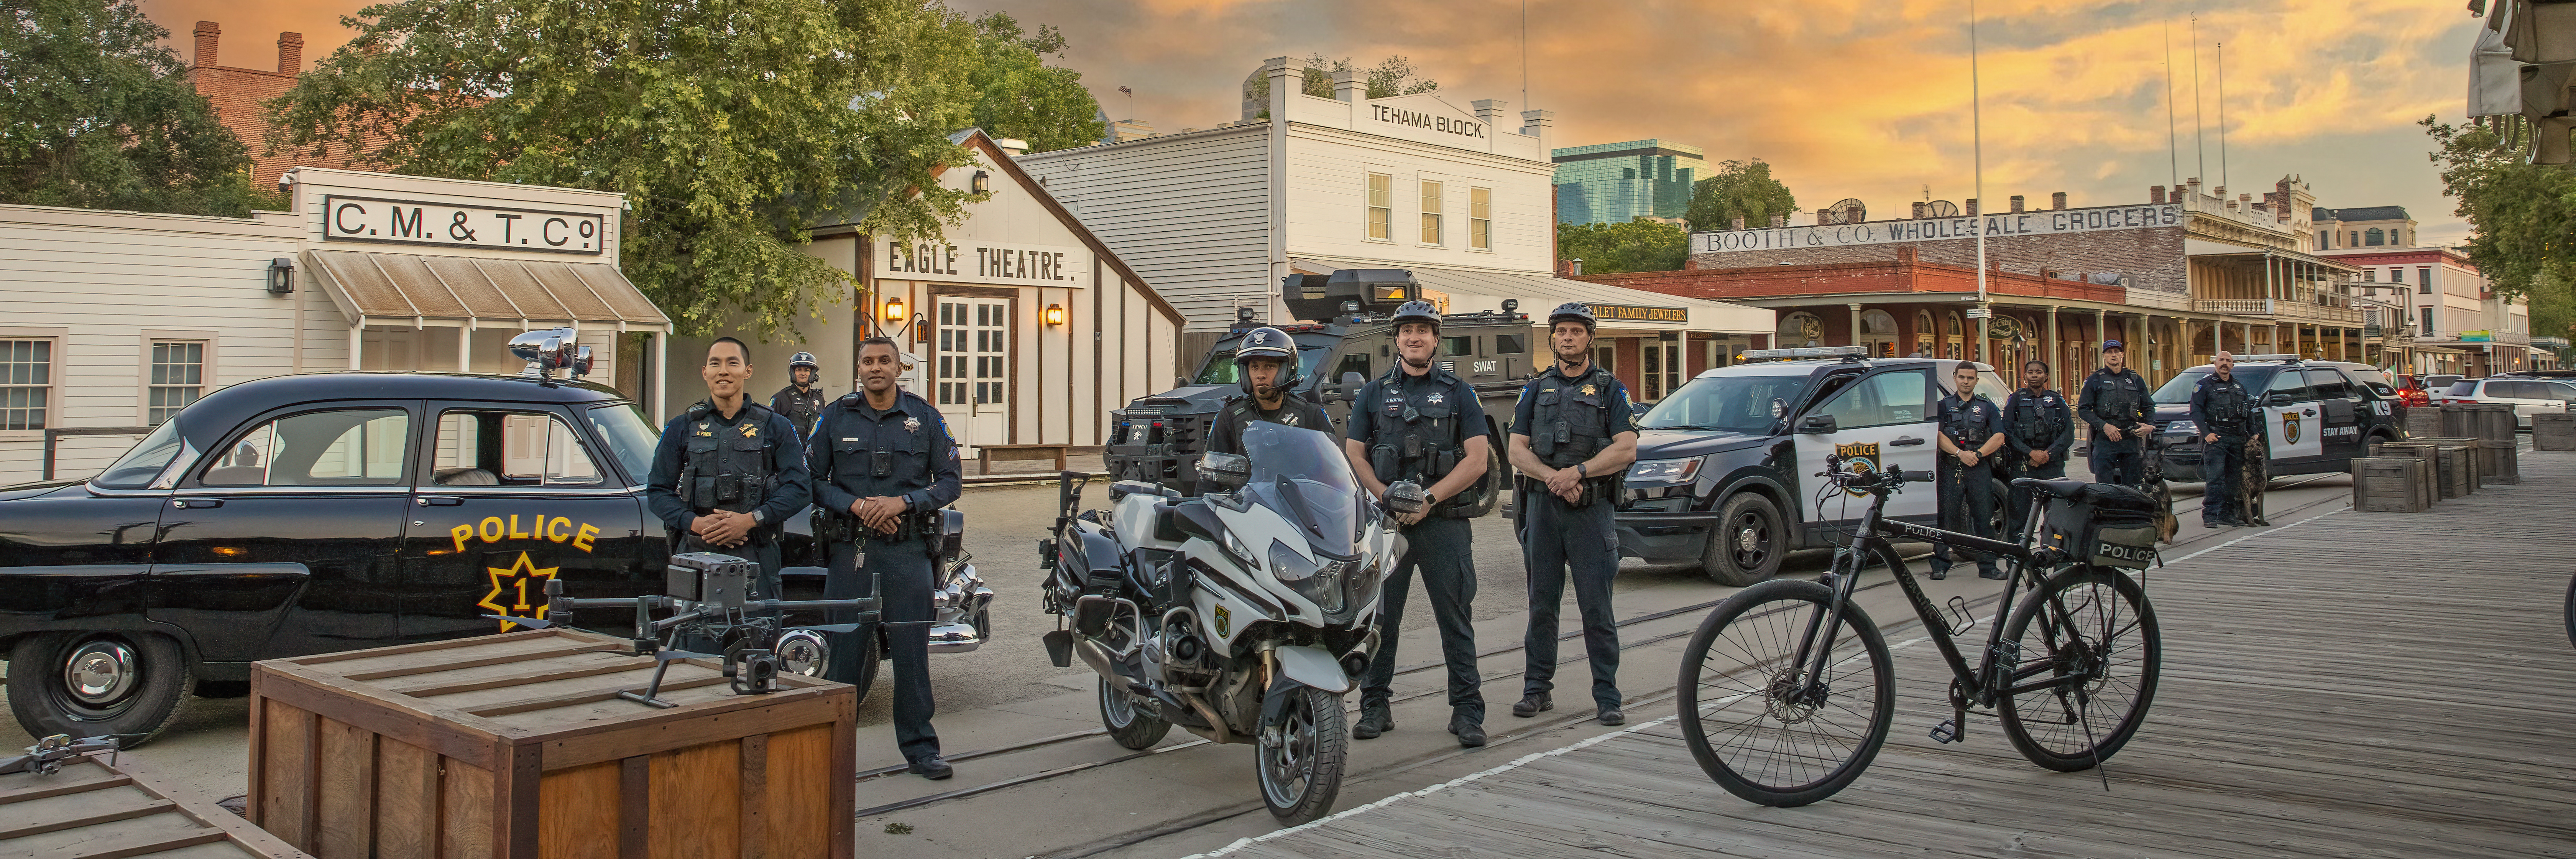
[2434,377,2576,429]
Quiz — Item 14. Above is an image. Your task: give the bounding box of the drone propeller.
[481,613,557,629]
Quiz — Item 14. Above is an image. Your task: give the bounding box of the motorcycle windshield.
[1239,422,1363,557]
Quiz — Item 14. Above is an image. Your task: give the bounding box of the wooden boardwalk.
[1193,452,2576,859]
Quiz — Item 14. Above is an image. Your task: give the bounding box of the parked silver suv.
[2435,377,2576,429]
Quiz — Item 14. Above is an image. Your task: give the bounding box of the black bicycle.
[1675,456,2163,806]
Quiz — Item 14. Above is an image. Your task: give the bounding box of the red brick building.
[185,20,372,189]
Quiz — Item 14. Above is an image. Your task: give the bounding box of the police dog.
[2137,440,2180,543]
[2236,435,2270,526]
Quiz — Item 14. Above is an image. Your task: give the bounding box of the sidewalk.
[1190,450,2576,858]
[961,450,1107,488]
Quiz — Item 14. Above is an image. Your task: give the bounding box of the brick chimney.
[277,32,303,74]
[1965,198,1979,216]
[2150,185,2165,204]
[193,21,219,67]
[2051,191,2067,210]
[2009,195,2026,212]
[1912,201,1927,219]
[1816,211,1830,225]
[1731,215,1745,230]
[1770,213,1786,228]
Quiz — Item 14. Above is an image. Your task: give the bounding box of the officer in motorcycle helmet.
[770,351,829,439]
[1342,299,1493,746]
[1503,303,1638,726]
[1209,327,1331,455]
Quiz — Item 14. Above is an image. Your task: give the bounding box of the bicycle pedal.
[1929,719,1962,744]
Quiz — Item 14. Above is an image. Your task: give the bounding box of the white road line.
[2157,506,2343,567]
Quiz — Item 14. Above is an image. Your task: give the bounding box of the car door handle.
[1890,436,1926,446]
[416,496,464,507]
[171,498,223,509]
[2302,408,2316,416]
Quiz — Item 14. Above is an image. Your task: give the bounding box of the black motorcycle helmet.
[1390,299,1442,333]
[1232,326,1300,397]
[787,351,819,384]
[1547,302,1597,332]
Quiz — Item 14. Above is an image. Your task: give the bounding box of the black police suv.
[1610,348,2014,586]
[1106,268,1528,510]
[2146,356,2406,482]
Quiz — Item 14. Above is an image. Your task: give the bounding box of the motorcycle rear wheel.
[1257,684,1348,824]
[1099,676,1172,749]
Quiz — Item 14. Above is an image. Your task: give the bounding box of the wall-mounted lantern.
[268,257,296,294]
[971,171,991,194]
[1043,303,1066,326]
[882,295,907,322]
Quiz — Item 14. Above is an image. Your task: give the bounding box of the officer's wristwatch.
[750,509,766,523]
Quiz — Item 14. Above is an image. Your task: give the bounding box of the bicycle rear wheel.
[1996,564,2161,771]
[1676,575,1894,807]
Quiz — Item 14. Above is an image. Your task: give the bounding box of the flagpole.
[1971,0,1988,366]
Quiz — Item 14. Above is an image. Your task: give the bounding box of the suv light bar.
[2236,353,2300,362]
[1738,346,1869,360]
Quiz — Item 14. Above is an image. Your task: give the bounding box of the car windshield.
[2443,381,2478,396]
[586,404,661,484]
[1193,341,1332,385]
[93,420,190,489]
[2152,367,2277,404]
[1639,369,1815,433]
[1239,422,1363,556]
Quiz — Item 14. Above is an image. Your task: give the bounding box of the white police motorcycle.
[1039,423,1421,823]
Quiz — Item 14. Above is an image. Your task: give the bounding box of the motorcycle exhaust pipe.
[1339,650,1370,678]
[1074,637,1142,693]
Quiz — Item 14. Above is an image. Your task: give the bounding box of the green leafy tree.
[2423,115,2576,351]
[1556,217,1689,273]
[1684,158,1797,232]
[267,0,985,339]
[968,12,1103,154]
[0,0,268,216]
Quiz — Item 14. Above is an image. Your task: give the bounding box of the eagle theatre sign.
[1692,203,2182,254]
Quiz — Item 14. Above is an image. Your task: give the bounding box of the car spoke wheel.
[8,631,192,748]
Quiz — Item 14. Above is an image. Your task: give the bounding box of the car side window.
[1807,369,1930,431]
[2266,370,2313,403]
[2305,370,2351,400]
[431,410,604,487]
[2547,382,2576,402]
[1332,353,1370,382]
[202,409,412,487]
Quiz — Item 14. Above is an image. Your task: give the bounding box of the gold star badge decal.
[741,423,758,438]
[476,551,560,631]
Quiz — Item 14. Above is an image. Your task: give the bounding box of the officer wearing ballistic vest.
[2001,359,2074,539]
[1208,327,1331,455]
[1934,362,2007,580]
[2077,339,2154,487]
[808,336,962,780]
[646,337,812,595]
[1344,299,1493,747]
[769,351,830,439]
[2187,351,2262,528]
[1505,303,1639,727]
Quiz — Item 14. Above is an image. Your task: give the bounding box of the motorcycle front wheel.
[1256,684,1348,824]
[1099,676,1172,749]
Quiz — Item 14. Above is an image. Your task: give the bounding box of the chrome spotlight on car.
[509,327,593,380]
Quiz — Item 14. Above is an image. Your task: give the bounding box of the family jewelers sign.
[879,237,1091,288]
[1691,203,2182,254]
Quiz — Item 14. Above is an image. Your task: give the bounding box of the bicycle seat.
[2009,477,2091,499]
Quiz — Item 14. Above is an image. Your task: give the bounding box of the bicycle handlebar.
[1818,454,1920,493]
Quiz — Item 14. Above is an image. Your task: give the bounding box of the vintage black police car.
[0,331,982,744]
[2146,355,2405,481]
[1610,347,2012,586]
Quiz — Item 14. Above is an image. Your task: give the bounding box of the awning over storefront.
[1290,257,1773,334]
[307,249,670,331]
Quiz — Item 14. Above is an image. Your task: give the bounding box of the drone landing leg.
[616,658,683,709]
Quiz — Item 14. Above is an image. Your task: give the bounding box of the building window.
[2317,230,2330,248]
[148,341,204,425]
[2419,267,2433,294]
[1470,186,1492,250]
[1366,173,1392,240]
[1418,181,1444,244]
[2363,270,2375,282]
[2423,308,2436,336]
[0,339,51,430]
[2350,231,2359,246]
[2364,227,2384,246]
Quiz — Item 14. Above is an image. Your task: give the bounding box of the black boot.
[1448,711,1486,747]
[1352,703,1394,740]
[1511,692,1552,717]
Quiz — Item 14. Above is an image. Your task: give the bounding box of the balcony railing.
[2191,298,2365,324]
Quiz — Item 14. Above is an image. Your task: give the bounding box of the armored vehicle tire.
[848,629,882,707]
[7,630,193,748]
[1100,676,1173,749]
[1700,492,1786,587]
[1465,428,1508,518]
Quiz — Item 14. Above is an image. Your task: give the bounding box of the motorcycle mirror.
[1341,372,1364,386]
[1384,481,1429,515]
[1198,451,1251,490]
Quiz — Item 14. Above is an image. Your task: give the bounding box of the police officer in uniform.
[1934,362,2007,580]
[808,337,962,779]
[769,351,829,439]
[646,337,812,596]
[1208,327,1331,454]
[2187,351,2261,528]
[1504,303,1638,726]
[2077,339,2154,487]
[2001,359,2074,538]
[1344,300,1493,747]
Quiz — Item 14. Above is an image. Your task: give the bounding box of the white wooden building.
[659,130,1186,459]
[0,168,673,485]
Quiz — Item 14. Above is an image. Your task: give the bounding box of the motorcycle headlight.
[1268,539,1346,615]
[1626,457,1702,483]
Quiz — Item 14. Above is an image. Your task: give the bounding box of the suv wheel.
[1700,493,1785,587]
[6,631,193,747]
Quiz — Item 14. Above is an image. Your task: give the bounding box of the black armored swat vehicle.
[1105,269,1532,508]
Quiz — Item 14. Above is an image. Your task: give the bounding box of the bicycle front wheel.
[1996,564,2162,771]
[1676,578,1894,807]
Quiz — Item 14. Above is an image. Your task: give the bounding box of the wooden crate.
[2440,404,2517,443]
[2475,439,2520,485]
[2,749,317,857]
[2370,441,2476,500]
[2402,407,2445,439]
[2351,457,2432,513]
[248,628,855,859]
[2535,413,2576,451]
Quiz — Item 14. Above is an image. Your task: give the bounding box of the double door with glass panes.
[936,297,1010,457]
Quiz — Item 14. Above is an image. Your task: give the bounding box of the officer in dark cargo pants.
[1505,303,1639,726]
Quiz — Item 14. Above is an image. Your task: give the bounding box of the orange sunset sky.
[141,0,2485,244]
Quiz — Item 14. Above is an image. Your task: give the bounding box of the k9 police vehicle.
[0,329,981,744]
[1612,346,2012,586]
[2147,355,2405,482]
[1106,268,1527,505]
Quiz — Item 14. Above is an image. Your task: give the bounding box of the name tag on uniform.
[695,431,713,437]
